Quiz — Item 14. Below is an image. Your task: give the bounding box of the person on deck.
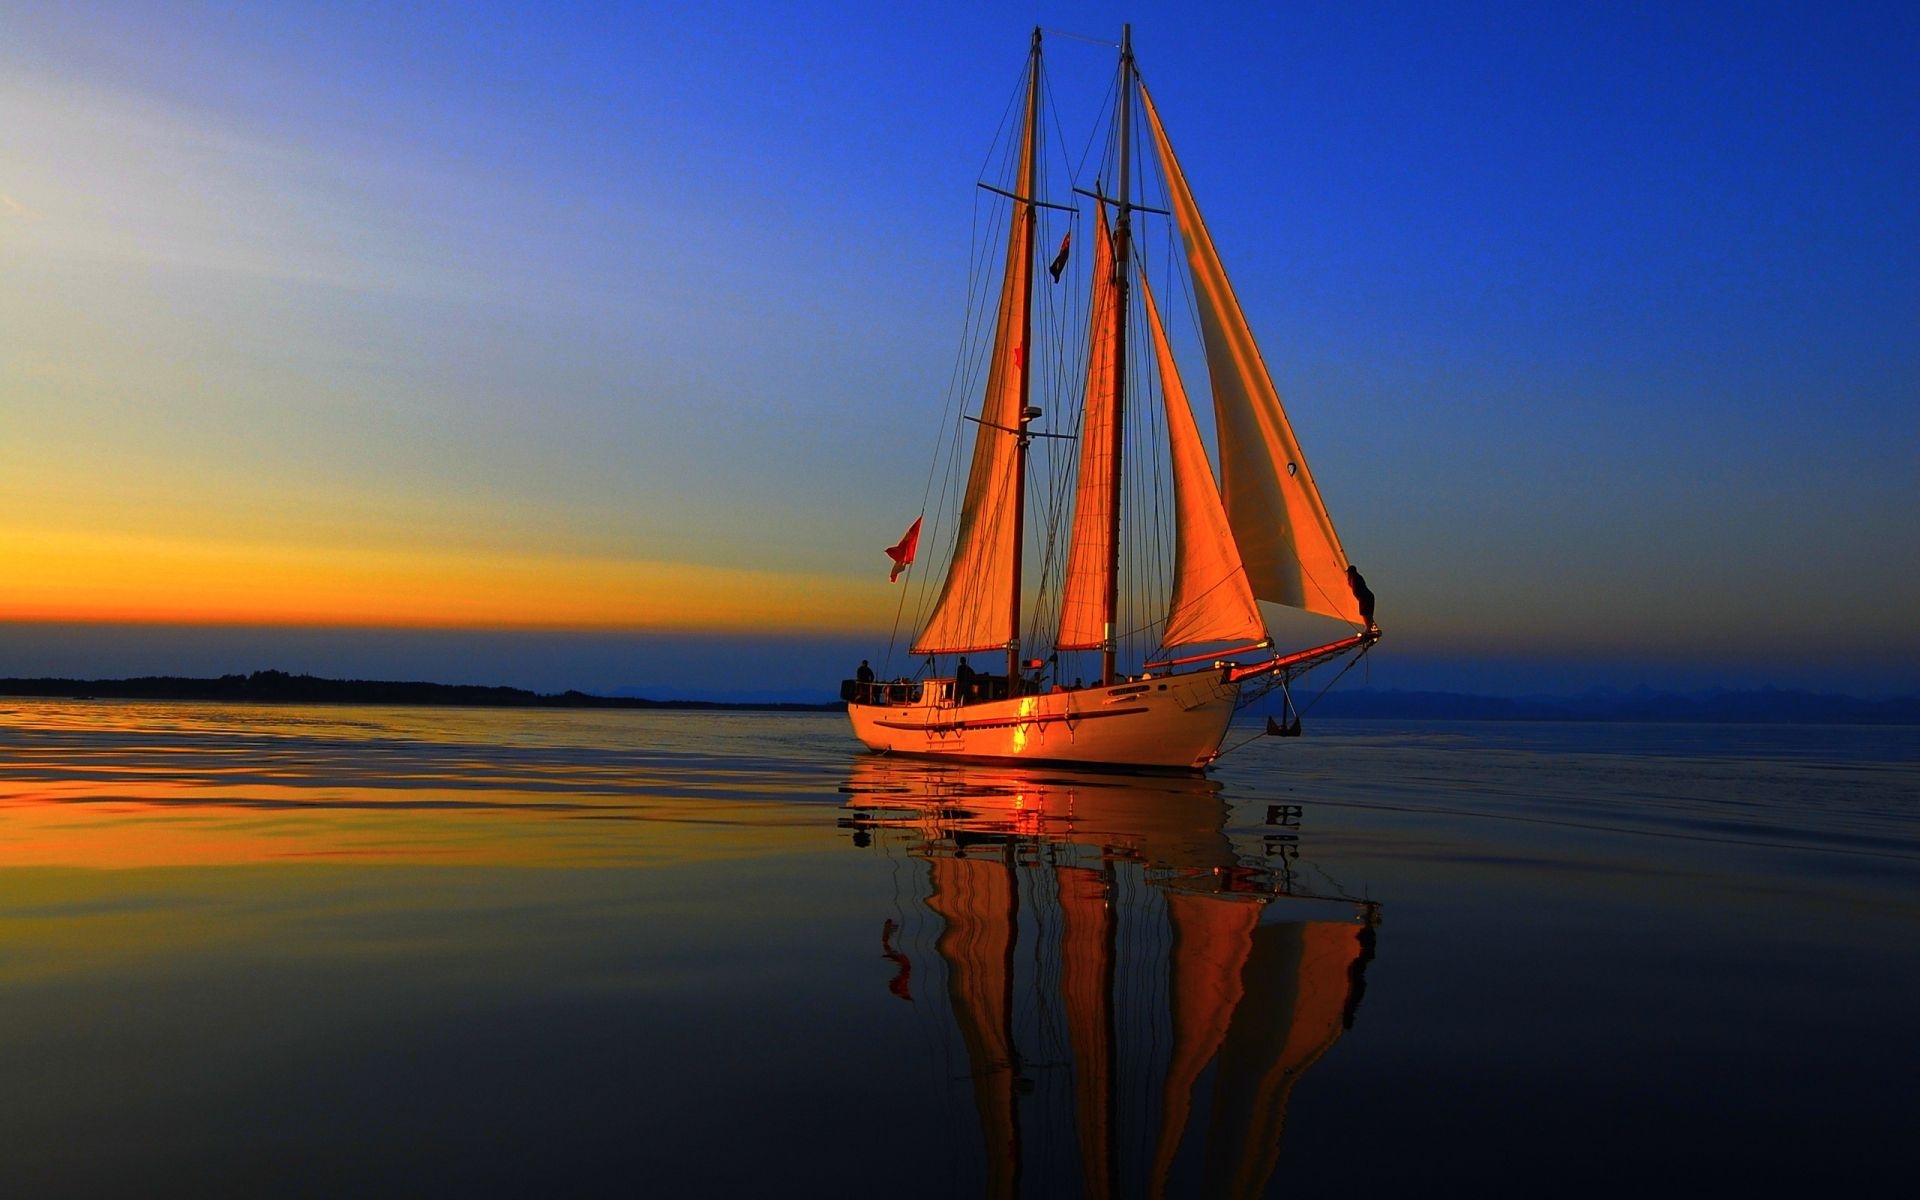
[954,657,974,704]
[1346,565,1377,631]
[856,660,874,685]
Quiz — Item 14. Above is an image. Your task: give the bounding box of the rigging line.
[1069,69,1122,193]
[1212,722,1272,762]
[1040,26,1119,49]
[1037,50,1082,208]
[973,53,1033,189]
[1297,641,1373,717]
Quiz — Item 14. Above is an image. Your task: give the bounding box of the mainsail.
[1140,81,1364,626]
[913,39,1039,657]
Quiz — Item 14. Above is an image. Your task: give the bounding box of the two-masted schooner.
[846,28,1378,771]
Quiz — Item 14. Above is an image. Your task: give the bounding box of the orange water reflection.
[0,701,833,870]
[840,757,1380,1197]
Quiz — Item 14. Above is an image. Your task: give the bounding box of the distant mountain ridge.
[1300,685,1920,724]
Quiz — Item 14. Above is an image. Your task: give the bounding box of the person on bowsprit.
[1346,564,1376,631]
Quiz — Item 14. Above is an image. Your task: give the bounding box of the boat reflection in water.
[840,758,1379,1198]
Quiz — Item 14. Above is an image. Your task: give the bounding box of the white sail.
[1140,81,1364,626]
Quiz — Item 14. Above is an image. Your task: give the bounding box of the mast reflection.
[840,758,1380,1199]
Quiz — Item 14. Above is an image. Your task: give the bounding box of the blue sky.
[2,1,1914,697]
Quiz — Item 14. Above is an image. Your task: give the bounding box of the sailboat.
[841,757,1380,1196]
[846,27,1378,772]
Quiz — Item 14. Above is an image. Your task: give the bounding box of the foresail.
[912,65,1038,657]
[1141,263,1266,647]
[1056,207,1119,651]
[1140,82,1364,626]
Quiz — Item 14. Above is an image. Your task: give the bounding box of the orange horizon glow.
[1,527,893,633]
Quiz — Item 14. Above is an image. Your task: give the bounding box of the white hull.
[847,667,1242,772]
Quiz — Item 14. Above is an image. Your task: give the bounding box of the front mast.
[1100,26,1135,687]
[1006,27,1042,684]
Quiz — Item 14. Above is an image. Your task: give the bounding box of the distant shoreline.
[2,671,1914,725]
[0,670,842,713]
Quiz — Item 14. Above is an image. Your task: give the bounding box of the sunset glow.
[0,526,890,631]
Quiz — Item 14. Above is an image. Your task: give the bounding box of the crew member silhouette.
[1346,565,1376,631]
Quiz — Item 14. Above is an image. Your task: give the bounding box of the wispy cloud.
[0,74,486,298]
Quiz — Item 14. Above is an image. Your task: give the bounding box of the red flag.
[1048,230,1071,282]
[885,516,922,582]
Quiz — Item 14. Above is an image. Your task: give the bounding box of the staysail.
[1140,82,1364,626]
[913,43,1039,657]
[1141,261,1267,647]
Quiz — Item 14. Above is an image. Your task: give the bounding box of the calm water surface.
[2,701,1915,1195]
